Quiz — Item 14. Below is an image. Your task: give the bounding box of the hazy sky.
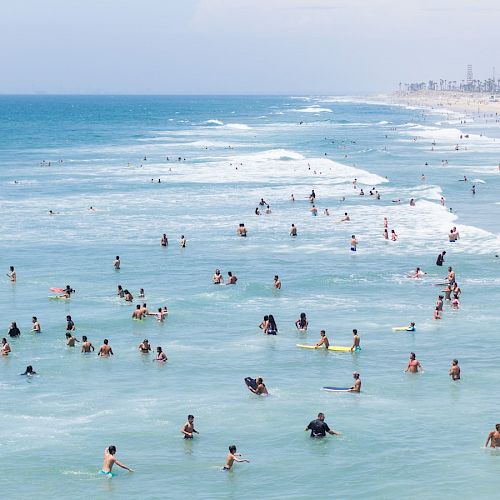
[1,0,499,94]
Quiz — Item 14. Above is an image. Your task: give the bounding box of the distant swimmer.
[273,275,281,289]
[259,198,267,207]
[21,365,37,376]
[181,415,199,439]
[442,284,452,301]
[66,315,75,332]
[436,251,446,266]
[324,208,330,216]
[405,352,423,373]
[31,316,41,333]
[139,288,145,298]
[290,193,295,202]
[315,329,330,349]
[311,205,318,216]
[213,269,224,284]
[295,312,308,331]
[81,336,95,352]
[449,359,460,380]
[180,235,186,248]
[452,282,461,298]
[8,322,21,337]
[409,198,416,206]
[149,307,167,322]
[139,303,150,316]
[485,424,500,448]
[305,412,340,438]
[309,189,316,203]
[440,196,445,206]
[408,267,425,279]
[265,315,278,335]
[383,228,389,240]
[471,184,476,195]
[227,271,238,285]
[117,285,125,298]
[100,446,133,477]
[237,223,247,237]
[138,339,151,353]
[66,333,79,346]
[383,217,388,228]
[222,445,249,471]
[350,235,358,252]
[160,233,168,247]
[436,295,444,312]
[265,205,272,214]
[447,266,456,285]
[341,212,350,222]
[98,339,113,357]
[348,372,361,392]
[451,293,460,309]
[290,224,297,236]
[132,305,144,320]
[433,307,442,320]
[247,377,268,395]
[113,256,121,270]
[155,346,167,362]
[391,229,398,241]
[350,329,361,351]
[7,266,16,282]
[124,289,133,302]
[255,207,260,215]
[359,189,364,196]
[259,315,269,332]
[1,338,11,355]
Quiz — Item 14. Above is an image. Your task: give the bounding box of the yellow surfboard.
[296,344,351,352]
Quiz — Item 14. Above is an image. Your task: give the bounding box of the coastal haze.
[1,2,500,500]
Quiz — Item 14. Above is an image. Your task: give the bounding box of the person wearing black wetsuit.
[305,412,340,437]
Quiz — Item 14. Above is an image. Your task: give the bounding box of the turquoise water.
[1,95,500,499]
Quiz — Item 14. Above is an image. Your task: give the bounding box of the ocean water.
[1,95,500,499]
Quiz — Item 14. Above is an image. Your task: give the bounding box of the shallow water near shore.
[1,95,500,499]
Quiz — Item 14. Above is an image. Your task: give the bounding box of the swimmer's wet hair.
[229,445,236,453]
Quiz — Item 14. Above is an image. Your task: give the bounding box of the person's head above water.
[229,445,237,453]
[317,412,325,420]
[108,445,116,455]
[103,339,109,345]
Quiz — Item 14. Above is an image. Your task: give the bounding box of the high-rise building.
[466,64,473,84]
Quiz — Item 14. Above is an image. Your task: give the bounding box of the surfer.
[113,256,121,270]
[405,352,423,373]
[98,339,113,357]
[222,445,249,470]
[295,312,308,331]
[248,377,268,395]
[31,316,41,332]
[1,338,11,355]
[315,330,330,349]
[273,275,281,289]
[305,413,340,438]
[350,329,361,351]
[7,266,16,282]
[100,446,133,477]
[155,346,167,362]
[449,359,460,380]
[81,336,95,352]
[485,424,500,448]
[237,223,247,237]
[406,322,416,331]
[181,415,199,439]
[348,372,362,392]
[138,339,151,353]
[66,333,79,346]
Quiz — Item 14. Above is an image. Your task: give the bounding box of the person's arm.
[328,429,341,435]
[485,432,493,447]
[233,456,250,463]
[180,425,192,437]
[315,338,324,348]
[91,344,95,351]
[110,348,114,355]
[114,459,134,472]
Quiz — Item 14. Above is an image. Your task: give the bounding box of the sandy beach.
[380,90,500,117]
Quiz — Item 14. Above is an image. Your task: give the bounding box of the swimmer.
[310,205,318,216]
[132,305,144,320]
[117,285,125,298]
[155,346,167,362]
[350,235,358,252]
[436,251,446,266]
[100,446,133,476]
[265,205,271,214]
[447,266,456,285]
[451,293,460,309]
[265,315,278,335]
[7,266,16,282]
[113,256,120,270]
[138,339,151,353]
[124,290,133,302]
[309,189,316,203]
[81,336,95,353]
[8,322,20,337]
[409,267,425,279]
[295,312,308,331]
[180,235,186,248]
[350,329,361,351]
[212,269,224,284]
[405,322,416,332]
[66,332,79,346]
[148,307,167,322]
[405,352,423,373]
[66,315,75,332]
[436,295,444,311]
[391,230,398,241]
[359,189,365,196]
[139,288,145,298]
[237,223,247,237]
[222,445,249,470]
[1,338,11,356]
[485,424,500,448]
[409,198,416,206]
[449,359,460,380]
[324,208,330,216]
[259,315,269,332]
[290,224,297,237]
[139,303,150,316]
[255,207,260,215]
[21,365,36,376]
[341,212,350,222]
[315,330,330,349]
[181,415,199,439]
[160,233,168,246]
[227,271,238,285]
[290,193,295,202]
[273,275,281,289]
[259,198,267,207]
[383,217,388,228]
[247,377,268,395]
[433,307,442,320]
[98,339,113,357]
[348,372,361,392]
[442,284,452,301]
[31,316,41,333]
[452,282,461,298]
[383,228,389,240]
[305,412,340,438]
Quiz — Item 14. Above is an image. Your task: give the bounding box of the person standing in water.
[138,339,151,354]
[485,424,500,448]
[31,316,41,333]
[113,256,121,270]
[180,235,187,248]
[98,339,113,357]
[181,415,199,439]
[237,223,247,237]
[66,315,75,332]
[1,338,11,355]
[222,445,249,471]
[100,446,133,477]
[160,233,168,247]
[7,266,16,282]
[405,352,423,373]
[81,336,94,352]
[295,312,308,331]
[227,271,238,284]
[273,275,281,289]
[350,329,361,351]
[350,235,358,252]
[66,332,79,346]
[449,359,461,380]
[290,224,297,237]
[436,251,446,266]
[305,412,340,438]
[156,346,167,362]
[212,269,224,284]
